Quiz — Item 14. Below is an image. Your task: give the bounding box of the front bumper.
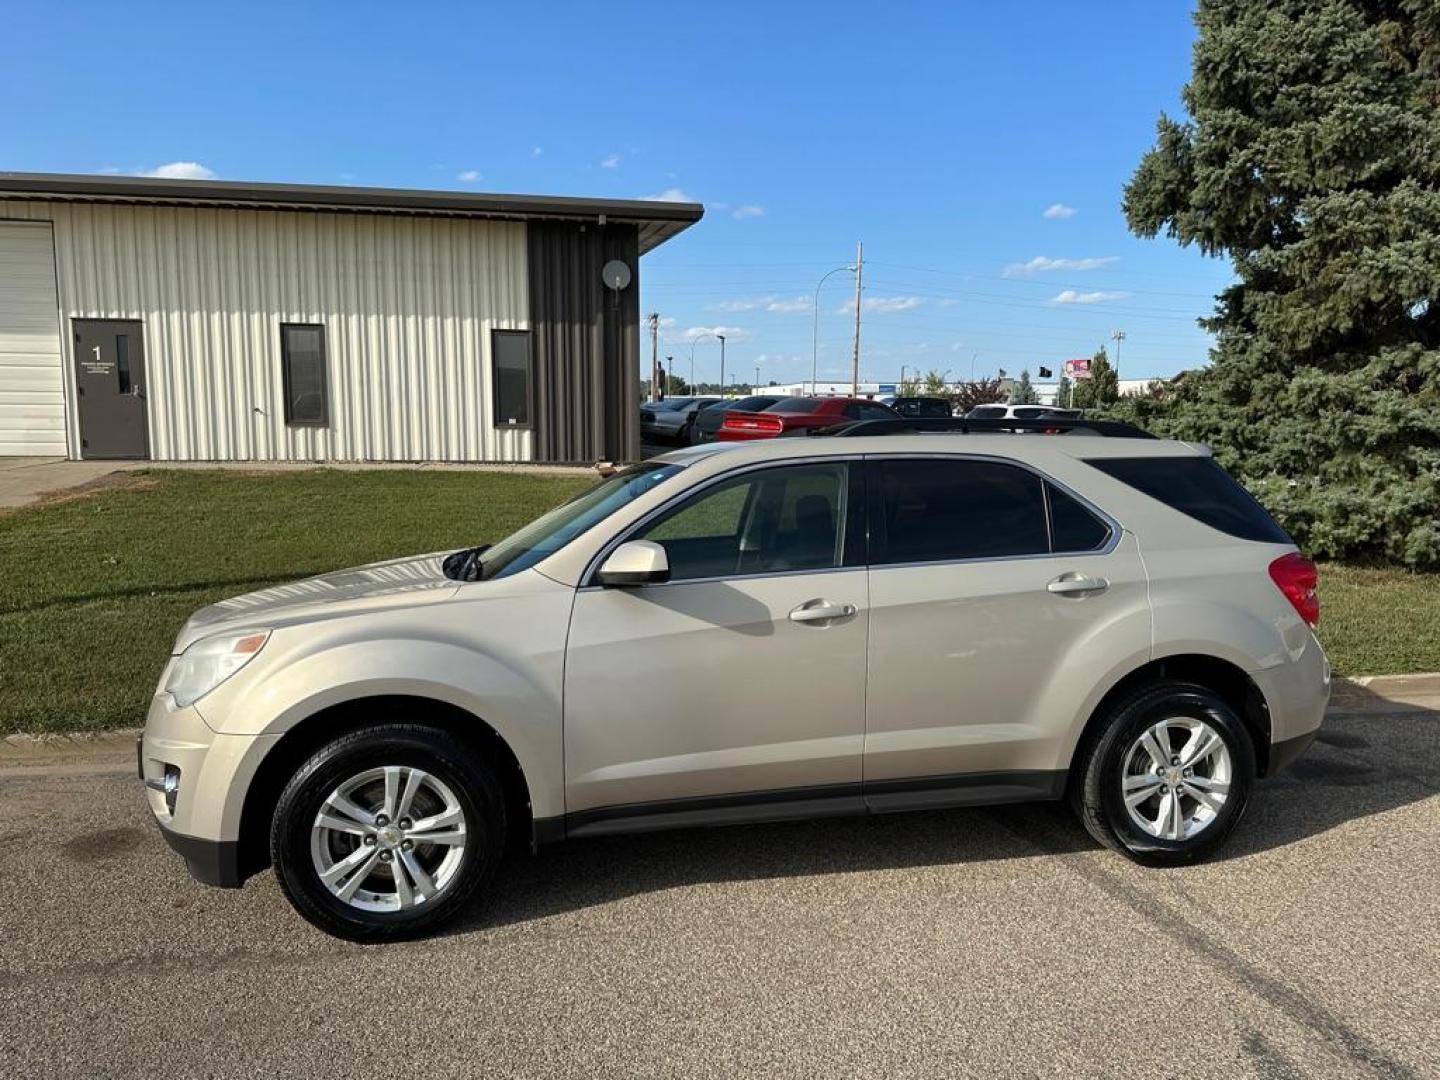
[139,691,278,888]
[156,818,244,887]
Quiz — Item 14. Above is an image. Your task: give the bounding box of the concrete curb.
[1328,673,1440,715]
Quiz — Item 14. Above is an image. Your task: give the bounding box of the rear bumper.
[155,819,244,888]
[1269,727,1320,775]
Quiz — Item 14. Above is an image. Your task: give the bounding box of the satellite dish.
[601,259,632,291]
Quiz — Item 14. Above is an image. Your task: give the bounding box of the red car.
[715,396,899,441]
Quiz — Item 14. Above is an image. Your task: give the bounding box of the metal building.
[0,172,701,463]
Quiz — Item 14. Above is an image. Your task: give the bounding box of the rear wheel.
[1072,683,1255,865]
[271,723,506,940]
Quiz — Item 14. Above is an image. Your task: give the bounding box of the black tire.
[270,723,506,941]
[1071,682,1255,865]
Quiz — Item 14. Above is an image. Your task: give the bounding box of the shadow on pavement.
[458,710,1438,934]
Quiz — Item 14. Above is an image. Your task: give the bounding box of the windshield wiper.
[442,544,491,582]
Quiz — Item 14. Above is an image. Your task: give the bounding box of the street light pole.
[811,264,855,395]
[1111,328,1126,385]
[688,332,718,392]
[718,334,726,396]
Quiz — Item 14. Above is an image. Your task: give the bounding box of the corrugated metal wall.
[0,199,532,461]
[527,221,640,462]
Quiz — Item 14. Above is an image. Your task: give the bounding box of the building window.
[280,324,328,427]
[492,329,533,428]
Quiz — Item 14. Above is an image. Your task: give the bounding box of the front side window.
[872,458,1049,564]
[637,463,855,581]
[281,324,328,426]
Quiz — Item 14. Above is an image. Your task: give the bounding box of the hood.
[177,551,460,650]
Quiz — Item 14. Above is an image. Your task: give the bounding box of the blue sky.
[0,1,1230,388]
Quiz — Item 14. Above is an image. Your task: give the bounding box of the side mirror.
[597,540,670,587]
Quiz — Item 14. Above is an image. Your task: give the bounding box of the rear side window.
[1087,456,1291,544]
[872,459,1049,563]
[1047,483,1112,551]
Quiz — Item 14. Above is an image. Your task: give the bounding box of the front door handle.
[789,600,857,623]
[1047,573,1109,597]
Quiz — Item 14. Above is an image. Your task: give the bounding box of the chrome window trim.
[579,455,862,590]
[862,451,1123,566]
[577,449,1124,590]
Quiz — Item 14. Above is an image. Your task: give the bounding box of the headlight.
[164,630,271,707]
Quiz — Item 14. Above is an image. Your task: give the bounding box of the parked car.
[688,394,784,444]
[716,396,897,440]
[966,404,1082,420]
[890,395,954,418]
[640,397,721,442]
[142,423,1328,940]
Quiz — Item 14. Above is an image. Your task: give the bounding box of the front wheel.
[1072,682,1255,865]
[270,723,506,941]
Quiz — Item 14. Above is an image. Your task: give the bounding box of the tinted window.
[731,396,780,411]
[858,402,897,419]
[895,398,951,418]
[1088,456,1291,544]
[492,329,532,426]
[967,405,1006,419]
[1047,483,1112,551]
[281,324,328,426]
[767,398,823,414]
[639,463,852,580]
[873,459,1049,563]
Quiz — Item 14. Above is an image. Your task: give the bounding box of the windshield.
[650,397,694,411]
[477,463,685,580]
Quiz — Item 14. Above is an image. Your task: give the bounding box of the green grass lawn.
[1,469,1435,734]
[0,469,589,734]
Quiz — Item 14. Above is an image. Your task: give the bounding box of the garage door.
[0,221,66,456]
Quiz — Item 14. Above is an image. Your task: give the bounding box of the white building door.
[0,221,66,456]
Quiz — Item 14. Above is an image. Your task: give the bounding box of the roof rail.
[799,417,1156,439]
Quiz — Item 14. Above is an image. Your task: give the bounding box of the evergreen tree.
[1072,347,1119,410]
[1009,369,1040,404]
[1118,0,1440,568]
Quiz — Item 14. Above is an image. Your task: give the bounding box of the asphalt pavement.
[2,707,1437,1079]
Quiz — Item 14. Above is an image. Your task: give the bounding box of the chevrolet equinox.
[141,419,1329,939]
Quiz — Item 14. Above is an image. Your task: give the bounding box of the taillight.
[722,413,784,434]
[1268,553,1319,627]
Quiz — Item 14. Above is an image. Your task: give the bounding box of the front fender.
[196,586,573,823]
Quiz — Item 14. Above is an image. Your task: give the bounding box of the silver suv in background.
[140,418,1328,939]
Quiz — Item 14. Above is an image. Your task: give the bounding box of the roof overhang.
[0,172,703,254]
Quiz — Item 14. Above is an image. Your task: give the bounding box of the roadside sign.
[878,384,896,394]
[1064,357,1092,379]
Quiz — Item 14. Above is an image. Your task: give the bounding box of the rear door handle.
[1047,573,1109,596]
[789,600,857,623]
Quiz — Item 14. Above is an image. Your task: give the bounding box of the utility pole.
[754,362,760,390]
[850,241,864,396]
[665,355,674,395]
[647,313,660,402]
[1111,328,1126,384]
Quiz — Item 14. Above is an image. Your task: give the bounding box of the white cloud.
[732,204,765,220]
[1043,203,1078,220]
[600,153,621,169]
[642,187,695,203]
[708,295,811,314]
[456,169,481,182]
[140,161,217,180]
[838,295,924,314]
[682,325,752,342]
[658,316,676,329]
[1051,289,1131,305]
[531,146,543,157]
[938,298,957,307]
[1002,254,1119,277]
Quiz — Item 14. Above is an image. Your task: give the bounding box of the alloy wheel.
[1120,716,1232,841]
[309,766,468,912]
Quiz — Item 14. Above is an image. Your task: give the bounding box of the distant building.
[0,172,702,463]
